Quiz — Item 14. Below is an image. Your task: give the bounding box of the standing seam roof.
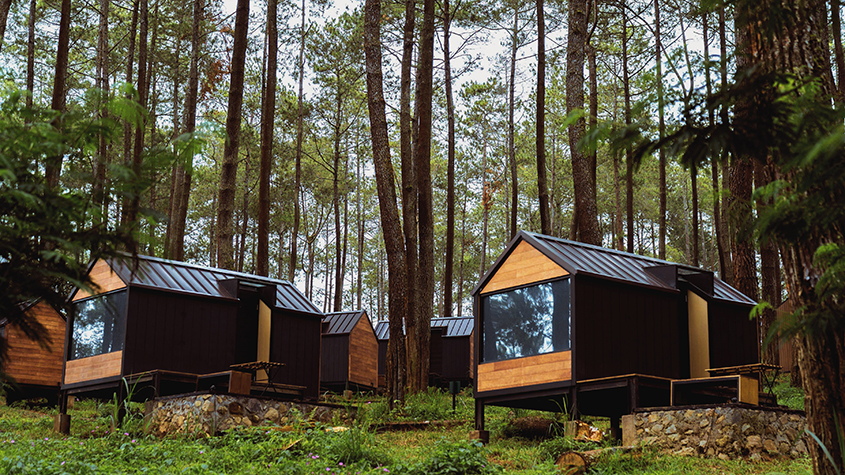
[476,232,756,305]
[374,317,474,340]
[322,310,367,335]
[107,254,321,314]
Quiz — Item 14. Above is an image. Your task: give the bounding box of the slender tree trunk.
[537,0,550,235]
[94,0,110,214]
[508,7,518,239]
[126,0,149,233]
[364,0,406,405]
[289,0,306,282]
[356,131,364,309]
[691,164,699,265]
[704,13,727,280]
[237,157,251,273]
[398,0,419,393]
[412,0,436,393]
[622,3,634,253]
[216,0,250,270]
[0,0,12,52]
[120,0,139,224]
[333,95,343,311]
[833,0,845,104]
[588,41,598,211]
[256,0,277,276]
[755,159,779,364]
[443,0,456,317]
[25,0,35,110]
[480,137,489,274]
[656,0,666,259]
[718,6,734,284]
[46,0,71,188]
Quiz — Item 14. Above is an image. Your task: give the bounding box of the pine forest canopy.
[2,0,845,470]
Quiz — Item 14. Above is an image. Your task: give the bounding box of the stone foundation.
[622,404,808,460]
[144,393,355,437]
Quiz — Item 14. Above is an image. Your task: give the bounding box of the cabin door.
[687,291,710,378]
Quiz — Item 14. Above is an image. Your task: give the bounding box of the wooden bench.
[671,375,759,406]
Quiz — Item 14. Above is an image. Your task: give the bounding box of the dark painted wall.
[321,335,349,385]
[574,276,682,381]
[270,310,322,399]
[377,340,387,378]
[708,300,758,368]
[441,336,472,382]
[122,288,239,376]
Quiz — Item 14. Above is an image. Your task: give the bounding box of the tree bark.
[718,7,734,284]
[755,159,779,365]
[94,0,110,214]
[125,0,148,234]
[256,0,277,277]
[508,7,518,240]
[46,0,71,189]
[25,0,35,110]
[443,0,456,317]
[289,0,306,282]
[537,0,550,235]
[364,0,406,405]
[833,0,845,104]
[656,0,666,259]
[568,0,599,244]
[622,2,634,253]
[0,0,11,53]
[411,0,436,393]
[216,0,250,270]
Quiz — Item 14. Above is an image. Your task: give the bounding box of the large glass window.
[482,279,570,363]
[70,290,127,360]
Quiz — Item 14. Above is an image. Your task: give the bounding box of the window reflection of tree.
[71,291,126,360]
[483,279,570,363]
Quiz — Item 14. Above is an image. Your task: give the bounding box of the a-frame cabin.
[321,310,378,392]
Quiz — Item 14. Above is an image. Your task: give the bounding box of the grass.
[0,386,812,474]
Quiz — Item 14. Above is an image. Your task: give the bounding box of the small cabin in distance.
[1,300,66,405]
[321,310,378,392]
[375,316,475,388]
[472,232,759,433]
[62,255,324,404]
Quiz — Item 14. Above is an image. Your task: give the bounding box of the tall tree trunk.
[588,41,598,212]
[718,7,734,284]
[833,0,845,104]
[443,0,456,317]
[216,0,250,270]
[257,0,277,277]
[412,0,436,393]
[704,13,727,279]
[691,164,699,265]
[364,0,406,405]
[237,157,251,273]
[289,0,306,282]
[356,131,364,309]
[568,0,599,244]
[755,159,779,364]
[399,0,419,394]
[46,0,71,189]
[333,94,343,311]
[170,0,201,261]
[480,137,489,274]
[656,0,666,259]
[25,0,35,110]
[125,0,149,234]
[622,2,634,253]
[508,7,518,239]
[0,0,12,52]
[94,0,110,214]
[120,0,139,224]
[537,0,550,235]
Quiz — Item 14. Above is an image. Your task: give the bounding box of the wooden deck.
[121,369,305,401]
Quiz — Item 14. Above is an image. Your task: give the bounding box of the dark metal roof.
[106,254,322,315]
[322,310,370,335]
[473,231,756,305]
[373,317,474,340]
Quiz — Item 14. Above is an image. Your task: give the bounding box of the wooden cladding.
[348,320,378,388]
[477,351,571,393]
[64,351,123,385]
[688,291,710,379]
[481,241,568,295]
[73,259,126,301]
[4,301,65,387]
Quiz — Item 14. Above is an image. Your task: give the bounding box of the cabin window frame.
[68,289,128,360]
[480,276,571,364]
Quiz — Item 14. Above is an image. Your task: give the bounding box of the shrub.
[405,437,501,474]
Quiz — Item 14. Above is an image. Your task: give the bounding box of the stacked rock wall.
[622,405,808,460]
[145,394,354,437]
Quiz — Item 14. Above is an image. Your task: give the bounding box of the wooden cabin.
[1,300,66,404]
[321,310,378,391]
[472,232,759,432]
[375,316,475,388]
[61,255,324,405]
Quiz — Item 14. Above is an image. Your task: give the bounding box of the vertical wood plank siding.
[3,301,65,387]
[122,288,238,376]
[574,276,682,381]
[320,335,349,384]
[441,336,472,381]
[270,310,321,399]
